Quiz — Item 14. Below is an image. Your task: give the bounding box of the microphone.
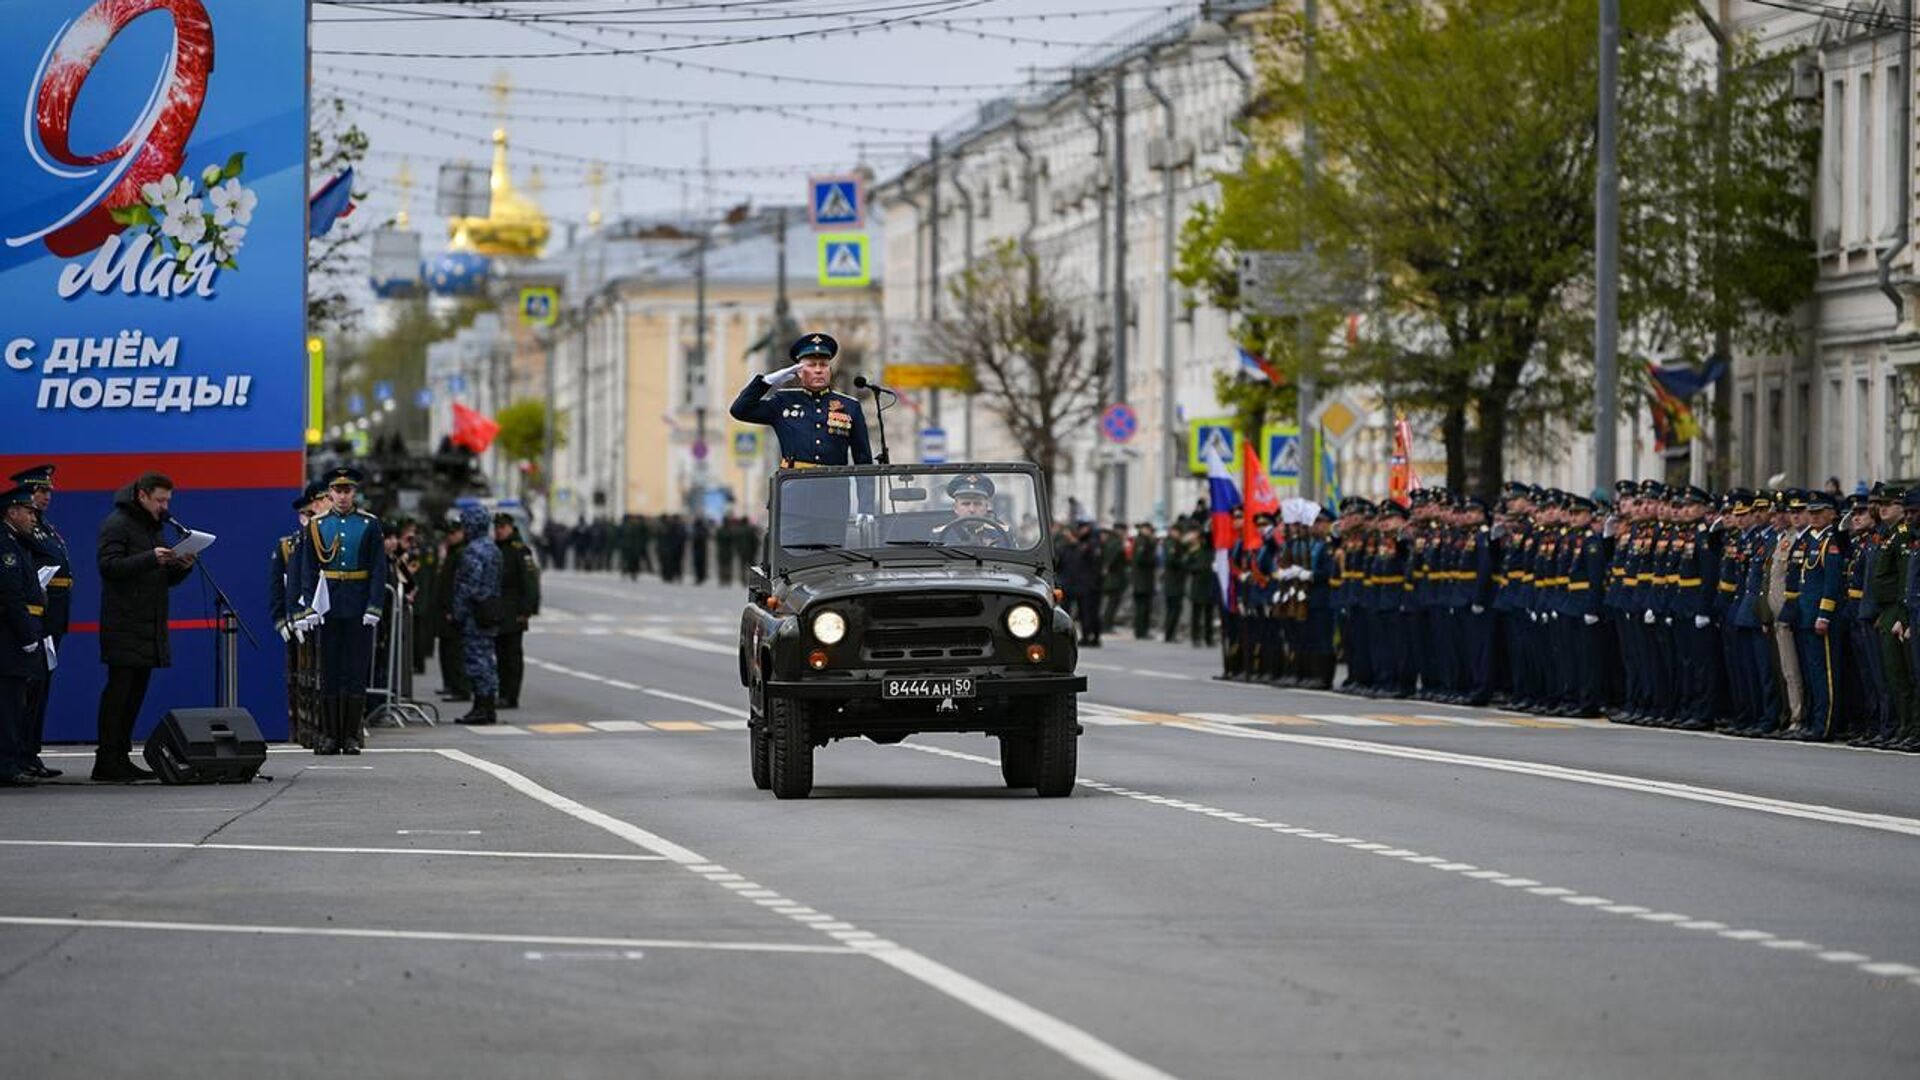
[853,376,896,396]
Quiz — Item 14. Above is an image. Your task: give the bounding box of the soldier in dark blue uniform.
[730,333,874,545]
[1334,498,1373,690]
[1841,493,1883,745]
[292,467,387,755]
[9,465,69,778]
[1793,492,1845,741]
[0,485,49,787]
[271,481,328,747]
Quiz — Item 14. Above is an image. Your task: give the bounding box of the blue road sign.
[919,427,948,464]
[809,175,863,229]
[1101,402,1138,444]
[449,373,467,393]
[818,233,870,287]
[373,380,392,403]
[415,388,433,408]
[1267,430,1302,479]
[347,392,365,417]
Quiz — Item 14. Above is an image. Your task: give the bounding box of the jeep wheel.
[767,693,813,799]
[998,733,1036,788]
[749,720,772,790]
[1032,694,1078,798]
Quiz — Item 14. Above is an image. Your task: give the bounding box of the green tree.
[1181,0,1814,492]
[928,240,1109,511]
[495,398,568,499]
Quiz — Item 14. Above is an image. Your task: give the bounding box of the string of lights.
[316,1,1182,27]
[314,63,994,109]
[1746,0,1917,34]
[319,82,942,136]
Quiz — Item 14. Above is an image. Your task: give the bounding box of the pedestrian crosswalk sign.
[818,233,871,287]
[1265,426,1302,479]
[1187,418,1239,474]
[809,175,864,228]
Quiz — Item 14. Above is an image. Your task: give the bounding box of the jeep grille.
[864,595,984,621]
[862,626,992,661]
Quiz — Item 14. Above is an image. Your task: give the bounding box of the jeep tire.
[767,693,814,799]
[998,732,1037,788]
[1032,693,1078,797]
[749,718,772,790]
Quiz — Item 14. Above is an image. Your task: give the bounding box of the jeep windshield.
[773,466,1047,565]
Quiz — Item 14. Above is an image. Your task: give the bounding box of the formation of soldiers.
[1208,480,1920,750]
[1051,517,1222,649]
[545,512,763,587]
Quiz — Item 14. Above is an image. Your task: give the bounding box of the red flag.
[450,401,500,453]
[1241,439,1278,549]
[1389,412,1415,507]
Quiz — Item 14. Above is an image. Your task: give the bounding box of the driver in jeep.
[932,473,1010,547]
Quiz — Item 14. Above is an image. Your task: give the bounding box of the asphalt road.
[3,568,1916,1079]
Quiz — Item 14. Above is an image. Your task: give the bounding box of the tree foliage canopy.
[1180,0,1815,492]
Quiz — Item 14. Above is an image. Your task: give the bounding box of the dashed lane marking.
[0,840,669,862]
[648,721,713,732]
[528,723,594,734]
[432,747,1181,1080]
[894,741,1920,994]
[588,720,652,733]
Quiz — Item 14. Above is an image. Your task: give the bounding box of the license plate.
[883,677,976,700]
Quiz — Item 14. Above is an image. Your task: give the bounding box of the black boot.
[341,694,365,755]
[457,694,497,726]
[314,696,340,755]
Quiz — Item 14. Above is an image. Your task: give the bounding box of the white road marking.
[1415,714,1511,727]
[623,627,737,656]
[588,721,653,733]
[605,679,641,690]
[0,915,856,955]
[1077,661,1195,682]
[1161,716,1920,839]
[892,741,1919,994]
[0,840,666,862]
[463,725,532,736]
[433,747,1180,1080]
[643,687,750,719]
[1298,713,1394,727]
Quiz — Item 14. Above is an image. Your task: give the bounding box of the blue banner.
[0,1,309,741]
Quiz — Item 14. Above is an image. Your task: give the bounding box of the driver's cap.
[947,473,994,500]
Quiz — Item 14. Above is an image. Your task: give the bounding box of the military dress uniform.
[291,467,387,755]
[1869,488,1916,747]
[1792,494,1845,741]
[271,481,325,746]
[1842,497,1883,744]
[1161,531,1189,643]
[10,465,70,777]
[495,516,541,709]
[0,485,50,786]
[729,333,873,547]
[1186,530,1218,649]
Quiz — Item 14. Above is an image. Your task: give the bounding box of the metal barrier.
[366,581,438,728]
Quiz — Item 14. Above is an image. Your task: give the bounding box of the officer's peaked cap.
[790,333,839,362]
[326,466,365,487]
[947,473,994,500]
[8,464,54,489]
[0,485,35,508]
[1805,490,1839,512]
[294,480,329,509]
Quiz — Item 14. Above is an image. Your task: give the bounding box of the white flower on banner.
[212,225,246,262]
[202,164,223,189]
[140,174,182,208]
[162,198,207,246]
[210,179,257,228]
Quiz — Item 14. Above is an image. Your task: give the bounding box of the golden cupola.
[446,128,550,259]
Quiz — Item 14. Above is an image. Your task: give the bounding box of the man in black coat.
[93,473,193,782]
[492,513,540,709]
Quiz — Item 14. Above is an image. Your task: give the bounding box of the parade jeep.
[738,463,1086,799]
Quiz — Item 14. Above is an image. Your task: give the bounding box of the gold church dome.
[447,128,550,259]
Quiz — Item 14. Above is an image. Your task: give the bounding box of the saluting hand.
[765,363,805,387]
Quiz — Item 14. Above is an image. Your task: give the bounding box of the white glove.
[277,624,291,643]
[42,636,56,671]
[293,625,307,644]
[1527,611,1538,623]
[1583,614,1599,626]
[1694,615,1710,629]
[1643,610,1656,625]
[22,641,37,654]
[1663,616,1674,626]
[764,363,804,387]
[362,612,381,627]
[1470,604,1485,615]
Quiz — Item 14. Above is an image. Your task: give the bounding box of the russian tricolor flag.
[1205,446,1241,609]
[1236,346,1279,384]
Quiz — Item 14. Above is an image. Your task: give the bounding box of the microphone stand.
[171,518,259,709]
[856,377,895,465]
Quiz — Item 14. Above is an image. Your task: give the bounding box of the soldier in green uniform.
[1162,525,1189,642]
[1131,522,1159,639]
[493,513,541,710]
[1187,526,1217,648]
[1873,487,1915,748]
[433,513,471,703]
[1100,522,1128,632]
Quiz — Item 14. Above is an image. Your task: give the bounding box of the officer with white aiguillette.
[728,333,874,469]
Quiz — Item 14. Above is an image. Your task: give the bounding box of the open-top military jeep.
[739,463,1086,798]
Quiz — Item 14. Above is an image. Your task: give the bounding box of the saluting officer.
[729,333,873,469]
[9,465,69,779]
[291,467,387,755]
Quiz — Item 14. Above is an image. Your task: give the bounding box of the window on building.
[1886,66,1904,239]
[1825,377,1842,481]
[682,342,707,408]
[1766,385,1784,480]
[1740,390,1756,484]
[1855,71,1873,247]
[1796,380,1812,482]
[1856,375,1871,483]
[1820,77,1844,248]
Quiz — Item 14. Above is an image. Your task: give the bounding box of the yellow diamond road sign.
[1311,393,1366,449]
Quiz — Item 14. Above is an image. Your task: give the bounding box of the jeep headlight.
[810,610,847,645]
[1005,604,1042,640]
